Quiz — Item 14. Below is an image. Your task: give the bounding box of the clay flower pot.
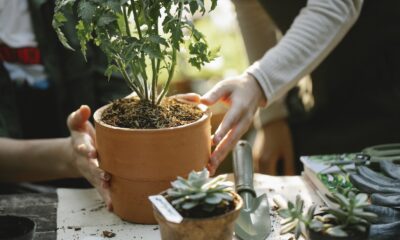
[153,192,243,240]
[94,103,211,224]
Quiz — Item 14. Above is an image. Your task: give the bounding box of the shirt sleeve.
[246,0,364,106]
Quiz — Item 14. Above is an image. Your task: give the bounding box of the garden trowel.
[233,140,271,240]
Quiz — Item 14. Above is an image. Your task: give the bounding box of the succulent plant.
[278,191,377,239]
[167,168,234,214]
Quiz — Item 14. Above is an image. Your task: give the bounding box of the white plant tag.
[149,195,183,224]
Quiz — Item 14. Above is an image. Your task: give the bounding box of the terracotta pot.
[153,192,243,240]
[94,102,211,224]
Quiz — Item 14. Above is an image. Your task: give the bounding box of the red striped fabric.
[0,44,42,65]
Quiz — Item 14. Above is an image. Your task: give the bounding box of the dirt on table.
[101,97,204,129]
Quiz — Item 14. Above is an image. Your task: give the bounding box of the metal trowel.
[233,140,271,240]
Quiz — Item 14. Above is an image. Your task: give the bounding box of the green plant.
[278,191,377,239]
[53,0,218,105]
[166,168,234,214]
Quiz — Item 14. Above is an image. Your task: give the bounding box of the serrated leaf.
[97,13,117,27]
[210,0,217,11]
[104,64,120,80]
[189,2,198,15]
[78,1,96,22]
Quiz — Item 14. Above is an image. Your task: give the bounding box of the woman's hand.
[67,105,112,210]
[200,74,267,175]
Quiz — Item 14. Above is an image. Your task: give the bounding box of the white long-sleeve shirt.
[245,0,363,106]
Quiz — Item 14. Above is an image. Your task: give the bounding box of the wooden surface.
[0,193,57,240]
[0,175,322,240]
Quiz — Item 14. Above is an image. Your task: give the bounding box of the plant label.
[149,195,183,224]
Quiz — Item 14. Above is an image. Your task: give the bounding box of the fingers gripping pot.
[94,103,211,224]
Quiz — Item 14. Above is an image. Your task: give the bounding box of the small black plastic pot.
[0,215,36,240]
[307,228,369,240]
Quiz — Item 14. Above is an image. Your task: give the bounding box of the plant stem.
[156,49,176,104]
[116,58,144,99]
[156,2,183,104]
[131,1,148,100]
[122,5,131,37]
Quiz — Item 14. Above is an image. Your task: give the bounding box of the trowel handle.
[233,140,256,196]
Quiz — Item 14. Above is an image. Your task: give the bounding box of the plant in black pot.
[278,191,377,240]
[151,168,243,240]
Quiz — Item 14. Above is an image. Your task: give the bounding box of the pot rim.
[94,100,211,132]
[153,191,243,224]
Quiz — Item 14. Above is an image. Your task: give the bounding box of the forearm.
[0,138,80,182]
[232,0,278,63]
[247,0,363,105]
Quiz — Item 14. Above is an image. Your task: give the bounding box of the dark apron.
[258,0,400,159]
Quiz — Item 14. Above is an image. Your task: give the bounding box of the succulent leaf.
[167,168,234,212]
[325,226,348,237]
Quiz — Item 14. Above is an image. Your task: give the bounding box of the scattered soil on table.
[102,230,116,238]
[101,97,203,129]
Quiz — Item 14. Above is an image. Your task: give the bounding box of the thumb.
[200,83,232,106]
[67,105,91,131]
[173,93,201,104]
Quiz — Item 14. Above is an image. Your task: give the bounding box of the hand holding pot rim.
[67,105,112,210]
[177,74,267,175]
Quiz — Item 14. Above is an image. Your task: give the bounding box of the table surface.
[0,174,321,240]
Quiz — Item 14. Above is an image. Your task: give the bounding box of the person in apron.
[200,0,400,175]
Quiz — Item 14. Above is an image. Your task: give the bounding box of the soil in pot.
[175,199,235,219]
[153,192,243,240]
[101,97,203,129]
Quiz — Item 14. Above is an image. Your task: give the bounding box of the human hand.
[67,105,112,210]
[199,74,267,175]
[253,119,296,175]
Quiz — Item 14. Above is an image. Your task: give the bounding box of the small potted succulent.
[53,0,218,223]
[151,168,243,240]
[278,191,377,240]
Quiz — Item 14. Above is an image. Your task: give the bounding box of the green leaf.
[188,192,206,200]
[182,201,199,210]
[280,219,298,234]
[97,13,117,27]
[309,219,324,232]
[149,35,167,45]
[294,223,301,240]
[213,192,233,201]
[170,179,192,191]
[104,64,120,80]
[325,226,348,237]
[210,0,217,11]
[189,2,198,15]
[332,192,350,207]
[205,193,222,205]
[355,193,368,205]
[78,1,96,22]
[278,209,291,219]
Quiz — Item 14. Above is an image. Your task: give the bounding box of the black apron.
[258,0,400,159]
